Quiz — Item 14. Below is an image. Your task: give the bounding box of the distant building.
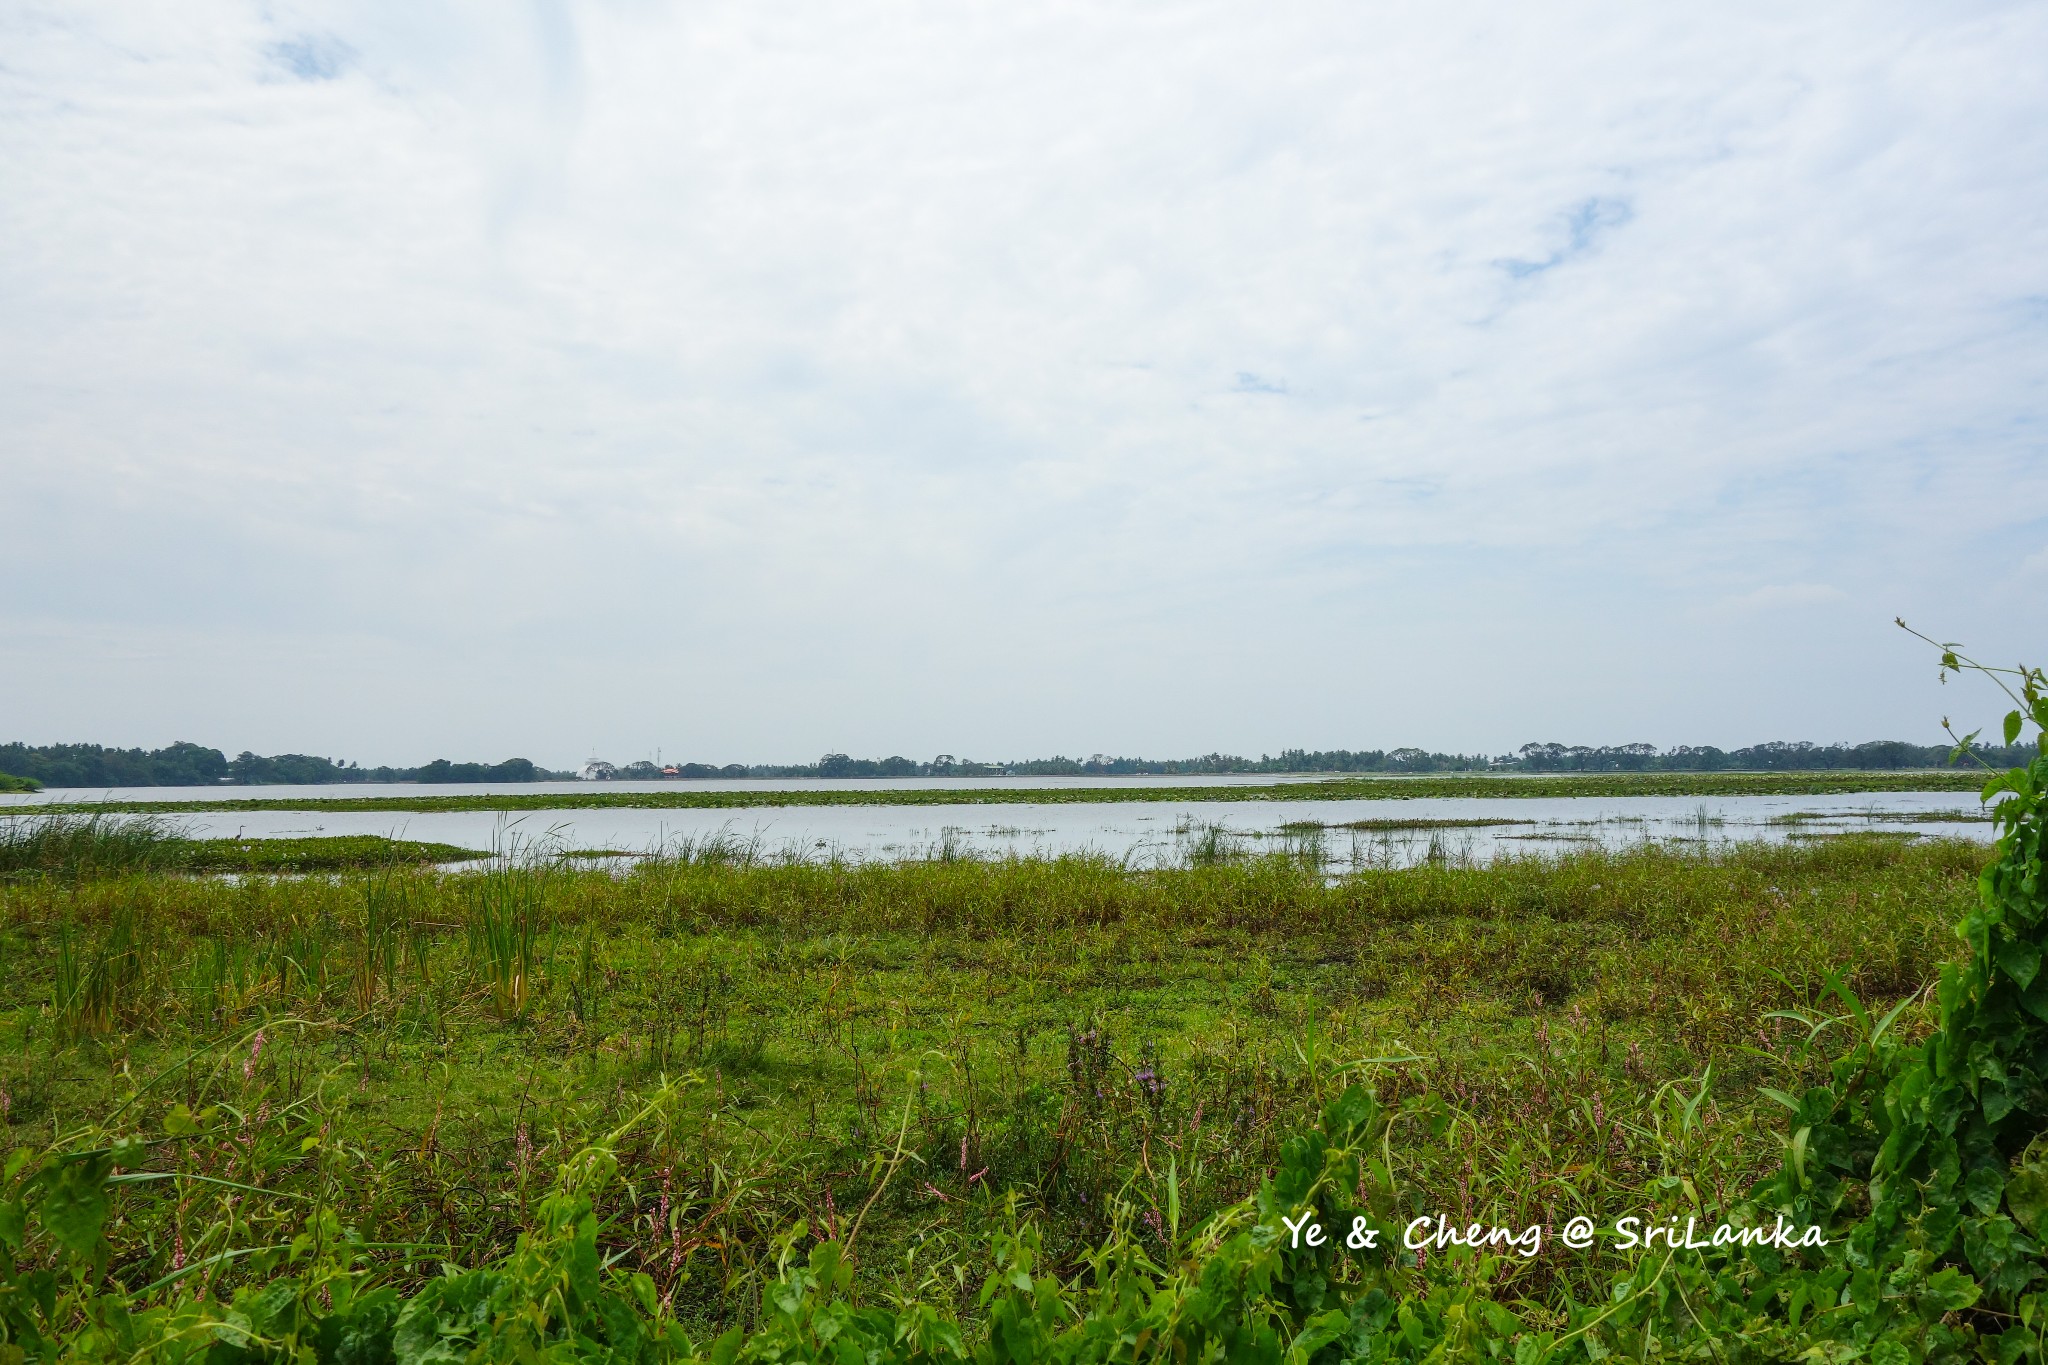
[579,759,619,781]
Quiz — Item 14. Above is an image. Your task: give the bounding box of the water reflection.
[1,789,1990,872]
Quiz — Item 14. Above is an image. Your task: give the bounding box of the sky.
[2,1,2045,769]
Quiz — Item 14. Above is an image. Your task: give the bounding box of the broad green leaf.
[1923,1266,1983,1311]
[1999,938,2043,989]
[2008,1162,2048,1235]
[1990,1080,2023,1129]
[311,1288,402,1365]
[37,1153,112,1258]
[1968,1164,2007,1215]
[1322,1086,1380,1143]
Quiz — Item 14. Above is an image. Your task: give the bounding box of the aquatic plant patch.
[0,816,481,879]
[9,767,1987,817]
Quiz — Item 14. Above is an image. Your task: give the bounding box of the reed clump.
[0,812,478,882]
[0,813,186,880]
[463,863,549,1019]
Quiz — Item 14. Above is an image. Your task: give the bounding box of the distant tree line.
[1003,749,1500,776]
[631,739,2033,779]
[5,736,2033,789]
[619,749,1501,779]
[1509,739,2033,771]
[0,742,562,788]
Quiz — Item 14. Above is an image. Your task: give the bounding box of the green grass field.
[0,831,1984,1333]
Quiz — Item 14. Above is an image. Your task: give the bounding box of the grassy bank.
[0,815,479,879]
[0,834,1983,1331]
[2,766,1986,816]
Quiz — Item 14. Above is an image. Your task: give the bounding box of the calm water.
[1,787,1993,870]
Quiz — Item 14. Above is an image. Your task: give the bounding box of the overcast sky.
[3,1,2044,768]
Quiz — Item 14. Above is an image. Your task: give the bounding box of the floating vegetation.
[9,767,1990,816]
[1786,828,1924,841]
[1769,807,1991,825]
[1277,816,1533,833]
[0,814,481,880]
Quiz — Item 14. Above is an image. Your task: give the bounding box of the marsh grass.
[352,867,410,1011]
[0,813,186,879]
[51,907,142,1040]
[1768,807,1991,825]
[464,863,550,1019]
[0,835,1986,1329]
[1279,817,1532,833]
[181,833,482,872]
[0,813,478,881]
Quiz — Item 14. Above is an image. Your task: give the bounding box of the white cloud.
[1,0,2043,761]
[1716,584,1851,614]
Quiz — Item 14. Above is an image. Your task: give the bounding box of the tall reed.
[352,868,409,1012]
[51,907,143,1039]
[464,864,549,1019]
[0,813,184,880]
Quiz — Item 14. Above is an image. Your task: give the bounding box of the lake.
[0,782,1995,869]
